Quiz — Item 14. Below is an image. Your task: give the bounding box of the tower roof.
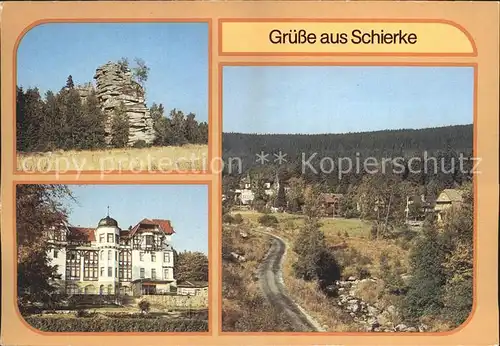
[97,215,118,228]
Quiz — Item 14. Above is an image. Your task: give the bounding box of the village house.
[320,193,344,217]
[176,281,209,297]
[232,172,284,206]
[404,194,435,224]
[434,189,464,223]
[45,213,177,297]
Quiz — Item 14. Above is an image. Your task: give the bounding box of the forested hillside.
[223,124,473,171]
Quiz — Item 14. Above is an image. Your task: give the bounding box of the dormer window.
[107,233,114,243]
[99,234,105,243]
[145,235,153,247]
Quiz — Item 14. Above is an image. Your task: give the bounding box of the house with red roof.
[46,213,177,297]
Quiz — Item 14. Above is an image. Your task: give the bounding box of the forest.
[16,76,208,153]
[223,124,474,215]
[222,124,473,172]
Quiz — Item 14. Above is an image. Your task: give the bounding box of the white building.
[45,214,176,297]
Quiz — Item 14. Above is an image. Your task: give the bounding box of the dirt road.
[256,230,323,332]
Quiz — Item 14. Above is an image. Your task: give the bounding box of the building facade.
[434,189,464,223]
[46,215,176,297]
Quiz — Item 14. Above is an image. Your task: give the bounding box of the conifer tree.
[81,90,106,149]
[65,75,75,89]
[111,102,130,148]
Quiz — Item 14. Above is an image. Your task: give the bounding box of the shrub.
[75,309,90,318]
[222,213,235,224]
[24,316,208,332]
[132,140,148,149]
[138,300,151,314]
[258,214,279,227]
[233,214,244,224]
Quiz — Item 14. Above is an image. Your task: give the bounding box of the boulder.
[77,61,156,147]
[395,323,408,331]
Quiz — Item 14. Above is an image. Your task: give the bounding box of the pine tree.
[65,75,75,89]
[402,226,447,322]
[275,181,287,208]
[18,88,44,151]
[81,90,106,149]
[111,102,130,148]
[60,87,84,149]
[169,108,186,145]
[16,87,27,151]
[184,113,199,143]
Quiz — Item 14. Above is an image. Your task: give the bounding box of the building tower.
[95,208,121,295]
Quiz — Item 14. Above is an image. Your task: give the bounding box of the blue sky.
[63,185,208,254]
[17,22,208,122]
[223,66,474,134]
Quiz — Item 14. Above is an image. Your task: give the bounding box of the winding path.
[255,229,324,332]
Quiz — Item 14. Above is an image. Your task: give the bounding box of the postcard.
[1,1,498,346]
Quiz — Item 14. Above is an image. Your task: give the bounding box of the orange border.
[13,18,213,176]
[218,61,478,336]
[13,180,213,336]
[218,18,478,57]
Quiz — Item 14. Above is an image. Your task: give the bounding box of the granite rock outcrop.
[77,61,156,146]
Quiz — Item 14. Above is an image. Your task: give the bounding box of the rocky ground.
[333,277,429,332]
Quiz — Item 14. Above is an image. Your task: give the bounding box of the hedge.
[24,316,208,332]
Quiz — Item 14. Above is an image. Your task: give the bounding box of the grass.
[221,223,295,332]
[16,144,208,172]
[227,210,414,331]
[320,218,372,238]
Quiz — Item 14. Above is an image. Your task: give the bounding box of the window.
[108,267,112,277]
[151,253,156,262]
[163,268,169,280]
[99,234,105,243]
[83,251,99,280]
[100,267,104,276]
[140,252,144,261]
[140,268,145,278]
[65,251,81,280]
[108,250,112,260]
[53,249,58,258]
[145,235,153,246]
[66,284,79,295]
[119,251,132,281]
[164,252,171,263]
[115,252,118,261]
[100,251,104,260]
[107,233,114,243]
[115,268,117,277]
[151,269,156,279]
[115,234,119,244]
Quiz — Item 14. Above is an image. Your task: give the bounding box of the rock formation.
[331,277,428,332]
[78,61,156,146]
